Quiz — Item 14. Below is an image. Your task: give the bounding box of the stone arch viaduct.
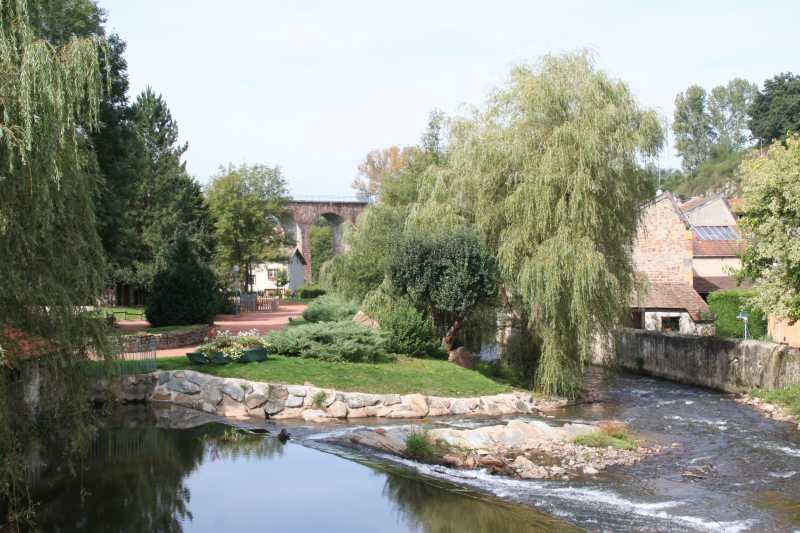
[283,198,368,282]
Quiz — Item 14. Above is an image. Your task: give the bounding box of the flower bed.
[189,330,266,365]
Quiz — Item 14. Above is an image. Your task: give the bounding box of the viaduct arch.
[283,198,368,282]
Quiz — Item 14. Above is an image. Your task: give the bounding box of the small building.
[632,192,714,335]
[250,248,307,295]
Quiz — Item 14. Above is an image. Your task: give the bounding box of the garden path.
[116,303,307,358]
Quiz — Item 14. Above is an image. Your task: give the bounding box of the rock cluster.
[737,395,800,428]
[346,419,655,480]
[113,370,572,421]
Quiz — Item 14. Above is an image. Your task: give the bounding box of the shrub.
[405,430,434,461]
[575,421,638,450]
[297,285,326,299]
[265,320,385,362]
[380,303,442,357]
[146,235,218,327]
[362,288,442,357]
[302,294,358,323]
[707,288,768,339]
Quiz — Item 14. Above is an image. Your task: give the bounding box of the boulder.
[245,394,268,409]
[450,397,479,415]
[287,385,307,397]
[166,379,201,395]
[327,400,349,419]
[448,346,475,369]
[302,409,331,423]
[221,382,245,402]
[285,395,304,408]
[264,399,285,416]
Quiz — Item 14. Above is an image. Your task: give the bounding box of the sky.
[97,0,798,197]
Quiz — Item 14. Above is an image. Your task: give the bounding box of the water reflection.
[27,414,573,532]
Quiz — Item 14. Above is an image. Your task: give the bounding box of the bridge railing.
[289,194,371,204]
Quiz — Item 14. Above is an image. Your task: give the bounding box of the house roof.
[692,240,744,257]
[290,247,307,265]
[644,191,692,229]
[693,276,750,294]
[679,196,712,213]
[633,282,712,321]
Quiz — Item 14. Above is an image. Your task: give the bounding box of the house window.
[661,316,681,332]
[267,268,279,281]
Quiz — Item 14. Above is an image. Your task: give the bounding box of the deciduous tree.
[207,163,288,293]
[749,72,800,146]
[413,52,662,396]
[738,135,800,323]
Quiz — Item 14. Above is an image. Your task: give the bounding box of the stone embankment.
[345,420,657,480]
[593,328,800,393]
[107,370,572,422]
[737,395,800,428]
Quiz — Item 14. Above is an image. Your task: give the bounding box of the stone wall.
[108,370,569,422]
[136,326,210,350]
[592,328,800,393]
[633,195,693,285]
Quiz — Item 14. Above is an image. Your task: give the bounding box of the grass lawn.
[752,385,800,416]
[157,355,512,397]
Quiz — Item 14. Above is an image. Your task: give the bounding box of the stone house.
[631,192,715,335]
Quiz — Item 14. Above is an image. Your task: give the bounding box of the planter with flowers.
[189,330,267,365]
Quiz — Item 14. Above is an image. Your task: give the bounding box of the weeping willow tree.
[0,0,107,527]
[412,52,663,397]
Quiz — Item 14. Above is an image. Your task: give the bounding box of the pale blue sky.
[98,1,798,196]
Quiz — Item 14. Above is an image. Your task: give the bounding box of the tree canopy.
[206,163,289,293]
[411,52,663,396]
[0,0,107,522]
[738,135,800,324]
[388,230,497,352]
[749,72,800,147]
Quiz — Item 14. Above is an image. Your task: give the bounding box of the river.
[24,369,800,532]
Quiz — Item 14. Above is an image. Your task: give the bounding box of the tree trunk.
[442,316,465,353]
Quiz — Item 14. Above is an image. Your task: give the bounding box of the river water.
[25,369,800,532]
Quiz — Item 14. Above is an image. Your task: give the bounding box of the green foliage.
[145,235,217,327]
[673,147,746,197]
[309,220,334,282]
[274,269,289,290]
[0,0,107,523]
[388,229,497,351]
[405,431,435,461]
[321,204,406,301]
[302,295,358,323]
[412,52,662,398]
[375,297,442,357]
[206,163,289,292]
[296,285,327,299]
[674,85,715,174]
[752,385,800,416]
[673,79,757,174]
[499,330,541,389]
[265,321,385,362]
[749,72,800,146]
[707,289,767,339]
[738,136,800,323]
[312,390,327,408]
[574,421,637,450]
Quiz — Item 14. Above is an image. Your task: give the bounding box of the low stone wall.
[153,326,210,350]
[110,370,569,422]
[593,328,800,393]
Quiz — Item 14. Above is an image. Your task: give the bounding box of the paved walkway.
[117,303,307,358]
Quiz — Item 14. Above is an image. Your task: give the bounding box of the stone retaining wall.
[111,370,568,422]
[121,326,210,351]
[592,328,800,393]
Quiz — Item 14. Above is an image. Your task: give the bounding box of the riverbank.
[105,369,575,422]
[157,354,512,397]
